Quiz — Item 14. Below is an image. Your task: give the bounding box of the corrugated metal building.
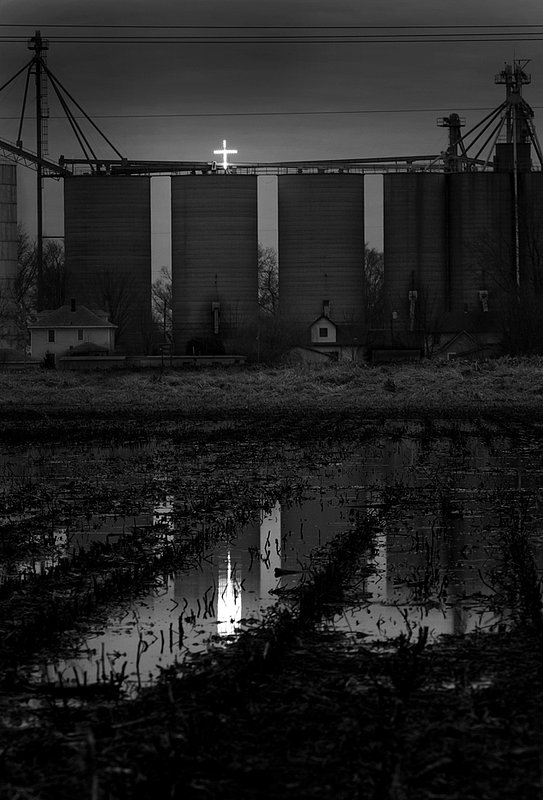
[278,174,365,346]
[447,173,513,330]
[383,172,515,342]
[171,174,258,355]
[64,175,152,354]
[519,171,543,287]
[383,173,447,331]
[0,161,18,349]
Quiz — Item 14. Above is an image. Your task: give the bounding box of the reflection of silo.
[0,162,18,349]
[448,173,513,329]
[171,175,258,355]
[278,175,365,337]
[383,174,447,328]
[64,176,152,354]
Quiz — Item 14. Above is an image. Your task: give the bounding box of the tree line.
[1,229,385,356]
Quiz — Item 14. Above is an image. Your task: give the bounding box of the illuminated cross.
[214,139,238,170]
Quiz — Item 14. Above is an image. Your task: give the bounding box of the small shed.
[304,315,365,361]
[310,315,338,345]
[28,301,117,364]
[435,330,505,360]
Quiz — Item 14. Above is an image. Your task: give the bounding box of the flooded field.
[2,420,542,698]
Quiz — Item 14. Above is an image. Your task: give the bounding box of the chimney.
[70,298,76,312]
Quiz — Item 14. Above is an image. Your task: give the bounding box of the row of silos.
[64,173,366,355]
[61,169,542,356]
[383,172,543,337]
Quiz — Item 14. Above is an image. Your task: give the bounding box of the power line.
[5,106,543,120]
[0,23,542,29]
[1,31,543,38]
[1,36,543,44]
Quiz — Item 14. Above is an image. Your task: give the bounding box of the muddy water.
[2,426,543,694]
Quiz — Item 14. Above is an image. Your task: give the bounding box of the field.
[3,357,543,430]
[1,360,543,799]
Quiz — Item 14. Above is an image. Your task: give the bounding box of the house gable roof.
[437,330,478,353]
[309,316,365,346]
[28,304,117,329]
[310,315,338,329]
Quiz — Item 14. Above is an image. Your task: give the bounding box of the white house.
[28,300,117,363]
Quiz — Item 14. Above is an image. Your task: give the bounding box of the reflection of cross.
[214,139,237,170]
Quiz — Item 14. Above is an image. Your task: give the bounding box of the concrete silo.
[278,174,365,346]
[519,171,543,286]
[0,161,18,351]
[171,174,258,355]
[447,173,513,332]
[64,175,152,354]
[383,172,513,342]
[383,173,448,334]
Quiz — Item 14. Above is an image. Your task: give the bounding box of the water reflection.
[6,427,543,694]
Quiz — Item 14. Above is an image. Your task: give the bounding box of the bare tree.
[15,226,66,311]
[0,281,17,350]
[471,212,543,354]
[15,225,36,306]
[40,240,65,310]
[0,226,67,352]
[414,284,445,357]
[258,244,279,315]
[152,266,172,341]
[363,244,385,327]
[91,269,140,345]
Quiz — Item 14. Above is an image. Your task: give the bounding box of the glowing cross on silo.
[214,139,238,170]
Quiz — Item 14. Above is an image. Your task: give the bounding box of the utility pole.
[28,30,48,311]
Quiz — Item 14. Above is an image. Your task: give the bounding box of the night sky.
[1,0,542,270]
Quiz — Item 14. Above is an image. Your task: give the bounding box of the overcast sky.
[1,0,542,266]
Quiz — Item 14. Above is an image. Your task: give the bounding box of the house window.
[319,328,329,338]
[78,329,83,341]
[48,330,55,343]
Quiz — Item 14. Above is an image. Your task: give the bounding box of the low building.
[28,300,117,364]
[306,315,365,361]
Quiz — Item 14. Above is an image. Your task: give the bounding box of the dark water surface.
[1,424,541,694]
